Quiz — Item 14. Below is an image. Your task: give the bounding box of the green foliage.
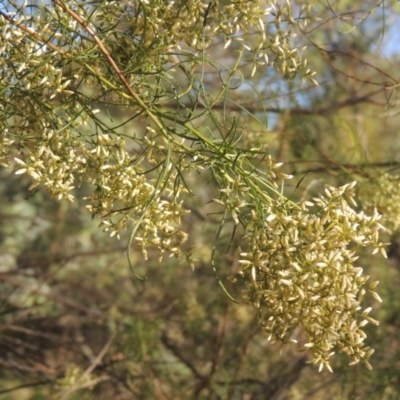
[1,0,400,398]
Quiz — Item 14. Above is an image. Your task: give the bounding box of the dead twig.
[57,333,116,400]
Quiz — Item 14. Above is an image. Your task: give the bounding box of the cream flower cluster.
[239,182,385,371]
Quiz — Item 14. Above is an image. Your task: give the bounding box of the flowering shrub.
[0,0,386,371]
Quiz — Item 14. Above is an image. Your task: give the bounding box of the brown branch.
[288,161,400,175]
[162,88,386,116]
[58,333,116,400]
[52,0,142,105]
[303,376,338,399]
[210,306,228,378]
[0,274,103,317]
[250,355,308,400]
[0,358,44,373]
[56,376,111,399]
[0,380,49,395]
[324,47,397,84]
[299,24,398,87]
[0,10,71,57]
[227,322,259,400]
[146,359,170,400]
[0,324,69,343]
[161,332,205,382]
[193,304,229,399]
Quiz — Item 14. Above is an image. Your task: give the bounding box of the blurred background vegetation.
[1,0,400,399]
